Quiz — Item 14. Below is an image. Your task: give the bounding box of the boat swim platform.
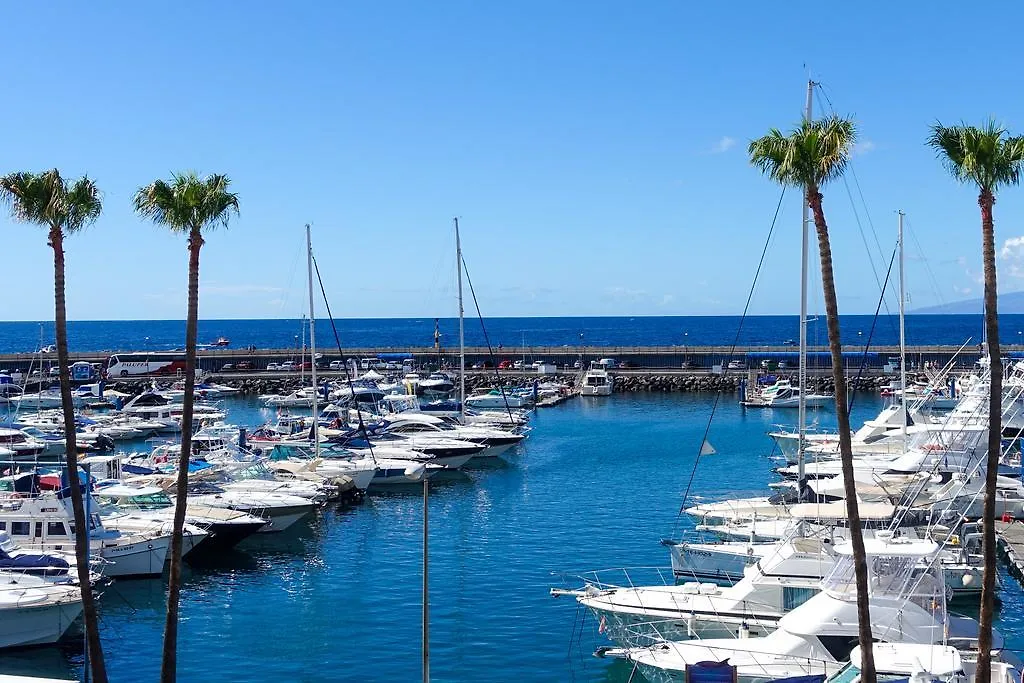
[0,343,995,375]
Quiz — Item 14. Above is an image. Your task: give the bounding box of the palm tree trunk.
[975,188,1002,683]
[807,189,876,683]
[160,227,203,683]
[50,227,108,683]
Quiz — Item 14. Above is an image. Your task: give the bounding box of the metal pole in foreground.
[422,471,429,683]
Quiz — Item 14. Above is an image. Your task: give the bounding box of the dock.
[996,521,1024,584]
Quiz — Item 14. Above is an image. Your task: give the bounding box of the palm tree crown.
[927,120,1024,193]
[133,172,238,234]
[748,116,856,190]
[0,169,101,234]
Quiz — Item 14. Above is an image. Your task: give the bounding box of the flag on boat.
[699,440,717,456]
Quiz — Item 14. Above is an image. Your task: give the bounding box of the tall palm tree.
[749,117,876,682]
[928,121,1024,683]
[0,169,107,683]
[133,172,238,683]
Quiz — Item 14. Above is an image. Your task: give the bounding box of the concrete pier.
[0,343,993,376]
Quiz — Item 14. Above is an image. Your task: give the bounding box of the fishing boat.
[580,365,613,396]
[601,535,1018,683]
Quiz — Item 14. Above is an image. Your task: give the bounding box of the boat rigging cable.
[905,217,947,308]
[846,242,897,415]
[459,256,517,425]
[671,187,786,536]
[310,254,377,465]
[815,82,900,337]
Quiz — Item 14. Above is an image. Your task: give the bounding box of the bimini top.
[788,501,895,521]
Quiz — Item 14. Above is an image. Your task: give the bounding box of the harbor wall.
[0,343,990,375]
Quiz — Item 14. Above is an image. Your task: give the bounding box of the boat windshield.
[113,491,173,510]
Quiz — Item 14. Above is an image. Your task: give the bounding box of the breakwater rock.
[106,370,900,398]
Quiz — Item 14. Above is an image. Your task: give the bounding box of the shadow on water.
[0,642,81,680]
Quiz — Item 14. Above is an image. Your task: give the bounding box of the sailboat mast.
[898,210,907,445]
[306,224,319,459]
[798,79,813,485]
[455,217,465,421]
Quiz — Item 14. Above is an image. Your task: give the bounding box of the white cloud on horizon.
[710,136,736,154]
[853,139,877,156]
[1000,236,1024,278]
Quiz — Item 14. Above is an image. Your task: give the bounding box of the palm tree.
[749,117,876,682]
[928,121,1024,683]
[0,170,107,683]
[133,172,239,683]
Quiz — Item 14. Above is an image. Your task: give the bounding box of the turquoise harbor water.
[2,393,1023,681]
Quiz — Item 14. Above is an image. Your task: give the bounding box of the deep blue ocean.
[0,314,1014,353]
[1,393,1022,682]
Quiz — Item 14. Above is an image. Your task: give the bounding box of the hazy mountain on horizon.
[913,290,1024,314]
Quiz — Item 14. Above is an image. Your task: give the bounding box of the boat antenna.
[455,218,466,422]
[310,254,377,465]
[306,225,319,460]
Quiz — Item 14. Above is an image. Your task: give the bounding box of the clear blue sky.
[1,1,1022,321]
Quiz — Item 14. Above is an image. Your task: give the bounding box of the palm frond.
[748,116,857,190]
[0,169,103,234]
[927,120,1024,193]
[64,176,102,233]
[134,172,239,233]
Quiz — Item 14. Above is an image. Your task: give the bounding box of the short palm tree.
[0,169,107,683]
[134,172,239,683]
[928,121,1024,683]
[749,117,876,682]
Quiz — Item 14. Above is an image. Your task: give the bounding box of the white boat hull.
[0,597,83,648]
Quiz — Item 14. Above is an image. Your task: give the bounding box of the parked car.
[279,361,296,371]
[298,361,312,371]
[681,360,697,369]
[236,360,254,370]
[498,360,512,370]
[597,358,617,369]
[727,360,746,370]
[329,360,344,370]
[266,362,281,371]
[220,363,234,371]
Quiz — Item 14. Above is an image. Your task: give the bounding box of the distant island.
[914,291,1024,314]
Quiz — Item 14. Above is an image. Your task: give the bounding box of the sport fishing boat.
[600,535,1019,683]
[553,535,832,645]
